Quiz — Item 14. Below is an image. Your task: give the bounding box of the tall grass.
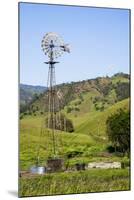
[19,168,130,197]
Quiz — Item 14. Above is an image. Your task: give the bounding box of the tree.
[74,107,80,111]
[115,82,130,101]
[45,113,74,133]
[106,109,130,155]
[66,106,72,113]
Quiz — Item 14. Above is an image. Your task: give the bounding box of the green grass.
[64,92,99,127]
[75,98,129,136]
[19,74,130,197]
[20,98,129,170]
[19,168,130,197]
[20,116,96,170]
[111,76,129,84]
[19,99,130,197]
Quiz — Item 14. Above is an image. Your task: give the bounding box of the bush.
[115,82,130,101]
[46,113,74,132]
[100,105,104,111]
[74,107,80,111]
[28,111,32,115]
[66,149,83,159]
[66,106,72,113]
[106,145,123,154]
[74,100,81,106]
[121,157,130,168]
[106,145,115,153]
[106,109,130,155]
[79,94,84,101]
[32,109,36,113]
[94,103,99,111]
[66,118,74,132]
[36,106,39,111]
[20,114,24,120]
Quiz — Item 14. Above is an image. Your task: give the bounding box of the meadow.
[19,169,130,197]
[19,74,130,196]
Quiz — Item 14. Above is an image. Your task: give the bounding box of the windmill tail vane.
[60,44,70,53]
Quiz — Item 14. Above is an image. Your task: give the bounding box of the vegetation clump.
[106,109,130,156]
[46,113,74,132]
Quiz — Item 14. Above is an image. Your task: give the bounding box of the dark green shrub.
[66,149,83,159]
[66,106,72,113]
[46,113,74,132]
[106,109,130,155]
[75,107,80,111]
[121,157,130,168]
[106,145,115,153]
[115,82,130,101]
[20,114,24,120]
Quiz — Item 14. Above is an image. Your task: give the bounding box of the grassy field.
[20,97,130,168]
[74,98,129,135]
[19,168,130,197]
[19,87,130,196]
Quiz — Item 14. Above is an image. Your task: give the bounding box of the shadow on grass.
[8,190,18,197]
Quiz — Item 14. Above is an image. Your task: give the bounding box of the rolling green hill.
[20,73,129,117]
[19,73,130,196]
[20,73,130,170]
[74,98,129,135]
[20,84,47,113]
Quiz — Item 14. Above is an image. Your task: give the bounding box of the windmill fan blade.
[44,43,49,47]
[54,51,57,58]
[44,46,49,49]
[41,32,70,58]
[55,50,59,58]
[46,48,50,53]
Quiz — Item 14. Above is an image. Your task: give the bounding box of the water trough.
[30,166,46,174]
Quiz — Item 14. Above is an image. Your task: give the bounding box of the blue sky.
[19,3,130,86]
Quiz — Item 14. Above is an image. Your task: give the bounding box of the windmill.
[41,32,70,172]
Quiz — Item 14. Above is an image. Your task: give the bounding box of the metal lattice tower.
[41,32,70,157]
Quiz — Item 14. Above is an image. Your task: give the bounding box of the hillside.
[20,72,130,117]
[20,73,130,196]
[20,83,47,105]
[20,72,130,169]
[20,98,129,170]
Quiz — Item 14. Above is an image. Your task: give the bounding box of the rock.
[88,161,121,169]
